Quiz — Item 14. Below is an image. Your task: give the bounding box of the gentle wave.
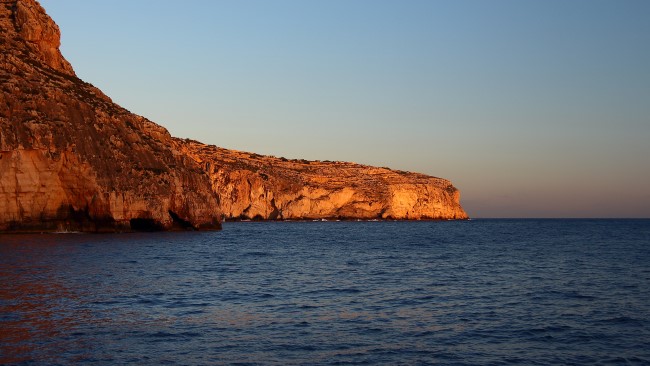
[1,219,649,365]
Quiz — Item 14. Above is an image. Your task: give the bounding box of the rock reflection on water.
[0,236,93,364]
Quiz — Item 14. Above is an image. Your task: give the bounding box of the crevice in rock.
[168,210,195,230]
[268,198,280,220]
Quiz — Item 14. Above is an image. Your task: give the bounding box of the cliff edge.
[0,0,221,232]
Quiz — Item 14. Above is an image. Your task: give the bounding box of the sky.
[39,0,650,218]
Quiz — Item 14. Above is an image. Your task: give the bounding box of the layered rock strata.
[0,0,221,232]
[178,140,468,221]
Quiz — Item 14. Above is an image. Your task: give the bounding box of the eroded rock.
[177,140,469,221]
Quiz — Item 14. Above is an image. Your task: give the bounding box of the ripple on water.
[1,220,650,365]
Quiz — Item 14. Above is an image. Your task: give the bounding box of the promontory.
[0,0,467,232]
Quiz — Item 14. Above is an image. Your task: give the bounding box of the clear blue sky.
[40,0,650,218]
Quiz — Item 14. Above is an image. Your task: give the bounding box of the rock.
[12,0,74,75]
[0,0,467,232]
[177,140,469,221]
[0,0,221,232]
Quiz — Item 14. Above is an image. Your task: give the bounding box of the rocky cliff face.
[1,0,467,232]
[0,0,221,232]
[178,140,468,221]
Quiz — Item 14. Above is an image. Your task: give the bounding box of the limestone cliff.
[0,0,221,232]
[1,0,467,232]
[177,140,468,221]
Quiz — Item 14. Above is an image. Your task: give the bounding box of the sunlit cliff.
[0,0,466,232]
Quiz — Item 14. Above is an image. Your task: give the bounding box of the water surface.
[1,220,649,365]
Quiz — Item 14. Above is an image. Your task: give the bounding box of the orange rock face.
[0,0,467,232]
[0,0,221,232]
[12,0,74,75]
[178,140,468,221]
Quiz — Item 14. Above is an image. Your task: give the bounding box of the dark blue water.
[1,220,649,365]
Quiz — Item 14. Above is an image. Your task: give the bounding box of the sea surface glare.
[1,220,649,365]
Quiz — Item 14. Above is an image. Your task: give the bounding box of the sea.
[1,219,649,365]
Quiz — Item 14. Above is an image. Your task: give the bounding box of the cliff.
[177,140,468,221]
[0,0,467,232]
[0,0,221,232]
